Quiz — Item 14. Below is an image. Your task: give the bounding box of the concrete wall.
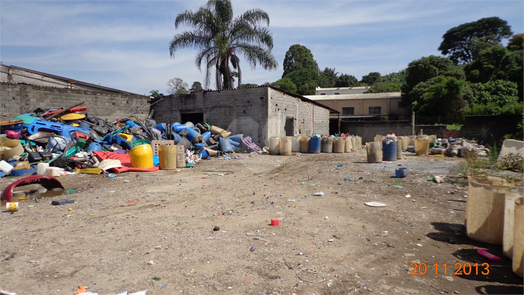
[0,83,149,121]
[1,64,116,92]
[338,115,521,144]
[267,88,330,138]
[151,87,270,146]
[150,87,331,146]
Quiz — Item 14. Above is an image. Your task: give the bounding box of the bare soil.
[1,150,523,295]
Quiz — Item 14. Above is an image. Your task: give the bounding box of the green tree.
[402,55,464,106]
[149,90,161,97]
[507,33,524,51]
[410,75,469,122]
[270,78,297,93]
[240,83,259,88]
[366,82,402,93]
[190,81,203,92]
[360,72,381,86]
[335,74,359,87]
[284,68,319,95]
[465,44,523,100]
[282,44,319,78]
[318,67,338,88]
[169,0,278,90]
[467,80,519,106]
[438,17,512,65]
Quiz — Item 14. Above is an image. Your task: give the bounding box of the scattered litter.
[51,199,75,206]
[433,176,445,184]
[477,249,501,261]
[313,192,324,196]
[405,194,411,198]
[250,244,257,252]
[344,178,352,181]
[148,260,154,265]
[365,202,386,207]
[393,185,404,189]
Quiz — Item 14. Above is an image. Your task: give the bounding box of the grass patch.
[446,124,463,131]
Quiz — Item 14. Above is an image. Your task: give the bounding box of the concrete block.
[498,139,524,160]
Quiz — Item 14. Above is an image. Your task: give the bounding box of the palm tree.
[169,0,278,90]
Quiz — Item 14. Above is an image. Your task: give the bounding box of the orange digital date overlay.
[409,262,490,276]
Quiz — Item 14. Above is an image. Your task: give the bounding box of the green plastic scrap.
[393,185,404,189]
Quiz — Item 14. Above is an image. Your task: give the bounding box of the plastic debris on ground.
[0,104,262,179]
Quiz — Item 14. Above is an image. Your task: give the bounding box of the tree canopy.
[438,17,512,65]
[282,44,319,78]
[169,0,278,90]
[360,72,381,86]
[507,33,524,51]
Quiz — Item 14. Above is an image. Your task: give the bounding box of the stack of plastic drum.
[279,136,292,156]
[269,137,280,155]
[345,137,353,152]
[321,137,333,153]
[299,136,310,153]
[309,136,321,154]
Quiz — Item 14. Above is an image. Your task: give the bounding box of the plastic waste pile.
[0,105,257,178]
[442,138,489,157]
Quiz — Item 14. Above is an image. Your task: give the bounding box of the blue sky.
[1,0,523,95]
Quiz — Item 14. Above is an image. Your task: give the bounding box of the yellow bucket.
[158,145,177,170]
[129,144,154,168]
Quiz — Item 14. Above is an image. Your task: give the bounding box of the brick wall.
[1,83,149,121]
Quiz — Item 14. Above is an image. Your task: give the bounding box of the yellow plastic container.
[465,176,513,245]
[75,168,102,174]
[118,133,134,142]
[333,137,345,153]
[279,136,292,156]
[158,145,177,170]
[129,144,154,169]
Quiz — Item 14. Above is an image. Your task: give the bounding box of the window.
[342,107,354,116]
[334,93,340,95]
[320,93,326,95]
[398,101,405,108]
[369,106,381,115]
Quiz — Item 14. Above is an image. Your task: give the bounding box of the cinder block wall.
[150,87,331,147]
[151,87,270,146]
[268,89,330,138]
[0,83,149,121]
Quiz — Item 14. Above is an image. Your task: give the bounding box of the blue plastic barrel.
[171,123,187,133]
[229,134,243,142]
[202,131,212,144]
[194,143,207,150]
[219,137,234,152]
[382,140,397,161]
[154,123,166,133]
[309,137,321,153]
[186,128,201,143]
[228,139,240,146]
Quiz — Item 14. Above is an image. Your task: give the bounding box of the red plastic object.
[93,151,158,173]
[477,249,501,261]
[271,219,280,226]
[1,175,65,202]
[71,132,89,140]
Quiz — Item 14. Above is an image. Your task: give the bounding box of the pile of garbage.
[432,138,490,157]
[0,104,257,178]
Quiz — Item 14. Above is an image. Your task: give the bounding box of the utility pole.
[412,111,415,136]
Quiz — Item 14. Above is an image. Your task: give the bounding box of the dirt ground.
[1,149,523,295]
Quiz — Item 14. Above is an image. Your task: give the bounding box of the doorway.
[285,117,294,136]
[181,113,204,124]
